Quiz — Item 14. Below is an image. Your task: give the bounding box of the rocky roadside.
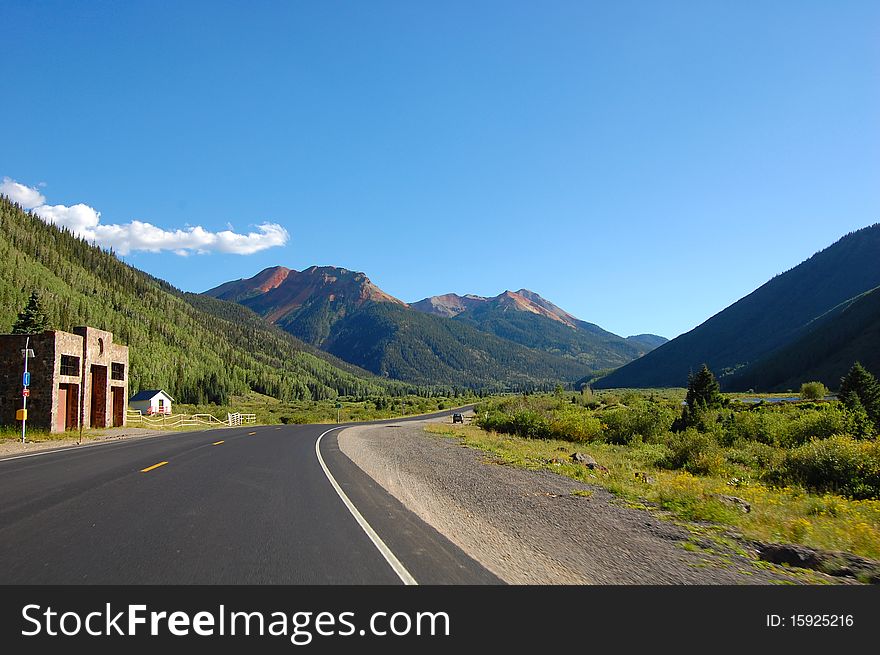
[339,417,848,585]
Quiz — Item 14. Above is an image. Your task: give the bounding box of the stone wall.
[0,328,130,433]
[0,332,56,432]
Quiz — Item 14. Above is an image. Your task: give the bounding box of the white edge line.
[315,426,418,586]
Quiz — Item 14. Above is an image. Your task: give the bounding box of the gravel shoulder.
[0,427,178,459]
[339,415,841,585]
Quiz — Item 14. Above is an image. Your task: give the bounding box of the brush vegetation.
[432,376,880,560]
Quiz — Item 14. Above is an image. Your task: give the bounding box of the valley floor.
[339,414,847,585]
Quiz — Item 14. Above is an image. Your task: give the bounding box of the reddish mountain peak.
[235,265,404,323]
[409,292,487,317]
[514,288,581,326]
[207,264,405,325]
[489,289,579,328]
[253,266,292,292]
[410,289,581,327]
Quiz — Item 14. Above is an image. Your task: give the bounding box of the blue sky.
[2,1,878,339]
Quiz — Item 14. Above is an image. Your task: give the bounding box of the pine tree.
[685,364,723,412]
[12,292,51,334]
[839,362,880,433]
[674,364,724,431]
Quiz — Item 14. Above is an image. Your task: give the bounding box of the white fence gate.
[226,412,257,427]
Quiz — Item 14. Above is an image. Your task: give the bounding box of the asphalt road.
[0,409,500,584]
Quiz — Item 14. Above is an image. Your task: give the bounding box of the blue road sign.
[22,371,30,387]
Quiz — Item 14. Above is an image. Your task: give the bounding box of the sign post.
[20,337,35,444]
[335,402,342,424]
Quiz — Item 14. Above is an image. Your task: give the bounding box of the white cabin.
[129,389,174,415]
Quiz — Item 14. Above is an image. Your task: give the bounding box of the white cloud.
[0,177,46,209]
[34,203,101,232]
[1,177,289,256]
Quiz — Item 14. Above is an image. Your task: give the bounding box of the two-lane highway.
[0,413,500,584]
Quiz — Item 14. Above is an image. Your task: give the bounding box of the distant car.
[452,413,464,424]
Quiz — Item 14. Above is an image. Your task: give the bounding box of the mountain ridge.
[727,284,880,391]
[206,268,665,387]
[595,224,880,389]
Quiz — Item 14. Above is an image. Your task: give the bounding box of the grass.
[0,425,160,444]
[176,390,477,425]
[0,426,58,443]
[425,423,880,561]
[0,391,477,444]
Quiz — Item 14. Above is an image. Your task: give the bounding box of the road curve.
[0,409,500,584]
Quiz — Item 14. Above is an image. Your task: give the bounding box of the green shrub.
[725,440,783,472]
[845,403,876,439]
[548,406,604,442]
[602,401,677,445]
[782,435,880,499]
[729,409,790,445]
[800,381,828,400]
[781,406,849,447]
[660,429,724,475]
[601,409,635,444]
[478,409,553,439]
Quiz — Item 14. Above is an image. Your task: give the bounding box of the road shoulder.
[339,417,843,585]
[0,427,178,460]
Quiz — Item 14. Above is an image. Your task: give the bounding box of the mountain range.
[596,224,880,390]
[0,196,400,404]
[411,289,663,368]
[5,189,876,396]
[205,268,666,387]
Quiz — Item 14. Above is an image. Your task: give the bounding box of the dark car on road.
[452,413,463,424]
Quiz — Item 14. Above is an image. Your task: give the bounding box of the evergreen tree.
[685,364,723,412]
[12,291,51,334]
[674,364,724,431]
[839,362,880,433]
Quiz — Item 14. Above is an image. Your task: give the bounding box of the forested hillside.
[728,285,880,391]
[625,334,669,351]
[0,196,399,403]
[450,294,649,369]
[411,288,666,368]
[596,224,880,389]
[321,302,593,387]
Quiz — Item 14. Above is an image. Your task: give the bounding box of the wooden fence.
[126,410,256,429]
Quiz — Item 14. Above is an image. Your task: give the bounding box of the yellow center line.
[140,461,168,473]
[213,440,225,445]
[248,431,256,435]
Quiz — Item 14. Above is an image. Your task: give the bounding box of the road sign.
[22,388,30,398]
[16,409,27,421]
[22,371,30,387]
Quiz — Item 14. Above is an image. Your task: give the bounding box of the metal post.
[21,337,30,444]
[79,337,87,445]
